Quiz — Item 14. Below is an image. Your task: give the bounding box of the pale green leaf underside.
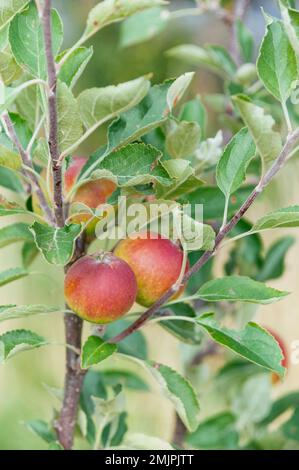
[30,222,82,266]
[0,329,47,363]
[57,81,83,153]
[197,276,289,304]
[57,46,93,89]
[147,361,200,432]
[156,159,204,199]
[82,336,117,368]
[0,0,28,31]
[253,205,299,231]
[85,0,167,35]
[0,195,32,216]
[0,304,60,322]
[197,313,285,377]
[77,76,150,130]
[0,222,33,248]
[120,6,169,48]
[0,133,22,170]
[0,267,28,287]
[233,95,282,173]
[166,121,200,159]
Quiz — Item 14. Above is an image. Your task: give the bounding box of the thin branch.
[109,127,299,344]
[42,0,64,228]
[1,112,54,224]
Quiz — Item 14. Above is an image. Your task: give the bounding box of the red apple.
[114,231,189,307]
[33,156,116,232]
[64,252,137,324]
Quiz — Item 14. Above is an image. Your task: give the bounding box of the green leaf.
[256,236,295,282]
[197,276,289,304]
[0,222,33,248]
[85,0,167,36]
[9,2,63,78]
[167,44,236,78]
[207,44,237,77]
[187,186,254,221]
[166,121,200,159]
[260,392,299,425]
[57,46,93,89]
[82,336,117,369]
[160,302,203,344]
[257,20,298,102]
[279,1,299,56]
[253,205,299,231]
[48,442,64,450]
[0,304,60,322]
[0,167,23,192]
[88,143,171,187]
[232,374,272,427]
[99,370,148,391]
[120,6,169,47]
[0,46,22,85]
[57,81,83,154]
[147,361,200,432]
[102,411,128,447]
[15,81,38,129]
[216,127,256,198]
[104,320,148,360]
[179,96,207,140]
[282,407,299,441]
[0,0,28,31]
[0,195,31,217]
[22,241,39,267]
[106,80,174,155]
[156,159,204,199]
[77,76,150,130]
[30,222,82,266]
[166,72,194,112]
[33,137,49,165]
[0,267,28,287]
[186,412,239,450]
[236,19,254,63]
[26,420,56,444]
[0,132,22,170]
[233,95,282,174]
[0,329,47,362]
[196,313,286,376]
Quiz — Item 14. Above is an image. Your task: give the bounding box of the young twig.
[41,0,86,450]
[1,112,54,224]
[42,0,64,228]
[109,127,299,344]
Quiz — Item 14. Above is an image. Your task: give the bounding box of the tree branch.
[42,0,64,228]
[1,112,54,224]
[41,0,86,450]
[109,127,299,344]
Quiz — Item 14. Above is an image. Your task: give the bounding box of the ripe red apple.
[266,328,288,384]
[33,156,116,231]
[64,252,137,324]
[114,231,189,307]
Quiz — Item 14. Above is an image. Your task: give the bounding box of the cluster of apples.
[54,157,188,324]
